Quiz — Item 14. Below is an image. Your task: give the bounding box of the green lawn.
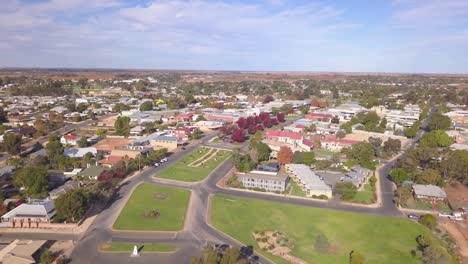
[113,184,190,231]
[314,148,337,156]
[155,147,231,182]
[403,198,452,213]
[351,183,375,204]
[289,180,307,197]
[211,195,445,264]
[100,243,176,253]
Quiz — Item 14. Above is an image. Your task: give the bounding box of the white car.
[154,163,160,167]
[161,158,168,162]
[438,213,451,217]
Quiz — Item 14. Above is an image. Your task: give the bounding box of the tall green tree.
[4,133,22,155]
[139,101,153,111]
[0,107,8,123]
[114,116,131,137]
[55,189,89,223]
[13,166,48,198]
[46,135,64,167]
[428,112,451,131]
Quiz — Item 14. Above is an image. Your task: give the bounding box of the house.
[149,136,179,151]
[129,125,145,136]
[193,120,226,131]
[305,113,335,122]
[0,240,47,264]
[204,113,240,123]
[174,126,197,139]
[77,166,109,180]
[1,199,55,227]
[63,168,83,177]
[63,147,97,158]
[265,129,303,144]
[176,113,193,122]
[412,184,447,201]
[49,181,80,199]
[98,155,132,168]
[341,166,372,189]
[237,170,289,192]
[286,164,332,198]
[60,134,82,145]
[319,137,360,151]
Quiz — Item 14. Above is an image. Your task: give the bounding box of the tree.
[40,249,54,264]
[0,107,7,123]
[46,135,64,167]
[191,129,202,140]
[415,169,443,186]
[13,166,48,198]
[114,116,131,137]
[420,130,453,148]
[263,95,274,103]
[345,142,375,169]
[277,146,293,165]
[220,247,241,264]
[390,168,410,186]
[421,245,451,264]
[236,117,247,129]
[428,112,451,131]
[440,150,468,184]
[96,128,107,137]
[77,136,89,148]
[292,151,304,164]
[404,126,419,138]
[139,101,153,111]
[416,234,432,249]
[335,182,357,200]
[305,124,316,133]
[349,250,365,264]
[368,136,383,156]
[383,138,401,154]
[34,119,48,135]
[277,113,285,123]
[331,116,340,124]
[249,148,259,164]
[55,189,89,223]
[232,152,254,172]
[249,141,271,162]
[231,128,246,143]
[418,214,437,230]
[4,133,22,155]
[336,130,346,139]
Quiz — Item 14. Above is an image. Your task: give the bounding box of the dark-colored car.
[408,214,419,219]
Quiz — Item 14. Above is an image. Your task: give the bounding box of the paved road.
[6,109,437,263]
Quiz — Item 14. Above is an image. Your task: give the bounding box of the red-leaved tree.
[236,117,247,129]
[277,113,285,123]
[277,146,293,165]
[231,128,246,142]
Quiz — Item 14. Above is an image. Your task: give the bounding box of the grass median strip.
[100,243,176,253]
[211,194,449,264]
[113,184,190,231]
[156,147,231,182]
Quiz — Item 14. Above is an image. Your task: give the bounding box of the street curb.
[97,244,178,254]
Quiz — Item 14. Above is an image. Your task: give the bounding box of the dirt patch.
[445,182,468,210]
[153,193,168,199]
[439,220,468,263]
[100,244,111,250]
[142,210,161,219]
[253,230,307,264]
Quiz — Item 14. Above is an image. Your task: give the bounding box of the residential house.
[110,145,153,159]
[1,199,55,227]
[265,129,303,144]
[176,113,194,122]
[60,134,82,146]
[193,120,226,131]
[77,166,109,180]
[412,184,447,201]
[98,155,132,168]
[204,112,240,123]
[49,181,80,199]
[63,147,97,158]
[286,164,332,198]
[173,126,197,140]
[340,166,372,189]
[237,170,289,192]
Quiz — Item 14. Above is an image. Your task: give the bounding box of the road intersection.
[0,108,435,263]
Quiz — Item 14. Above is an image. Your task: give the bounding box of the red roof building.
[176,113,194,122]
[265,129,303,142]
[305,113,334,122]
[97,156,132,168]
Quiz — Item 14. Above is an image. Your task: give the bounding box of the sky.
[1,0,468,73]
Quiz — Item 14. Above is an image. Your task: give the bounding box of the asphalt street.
[1,109,436,263]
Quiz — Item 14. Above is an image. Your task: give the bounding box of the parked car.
[448,215,463,221]
[408,214,419,219]
[161,157,168,162]
[154,163,159,167]
[438,213,451,217]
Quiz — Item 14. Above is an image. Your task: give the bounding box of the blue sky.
[1,0,468,73]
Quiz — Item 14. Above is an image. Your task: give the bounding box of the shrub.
[418,214,437,230]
